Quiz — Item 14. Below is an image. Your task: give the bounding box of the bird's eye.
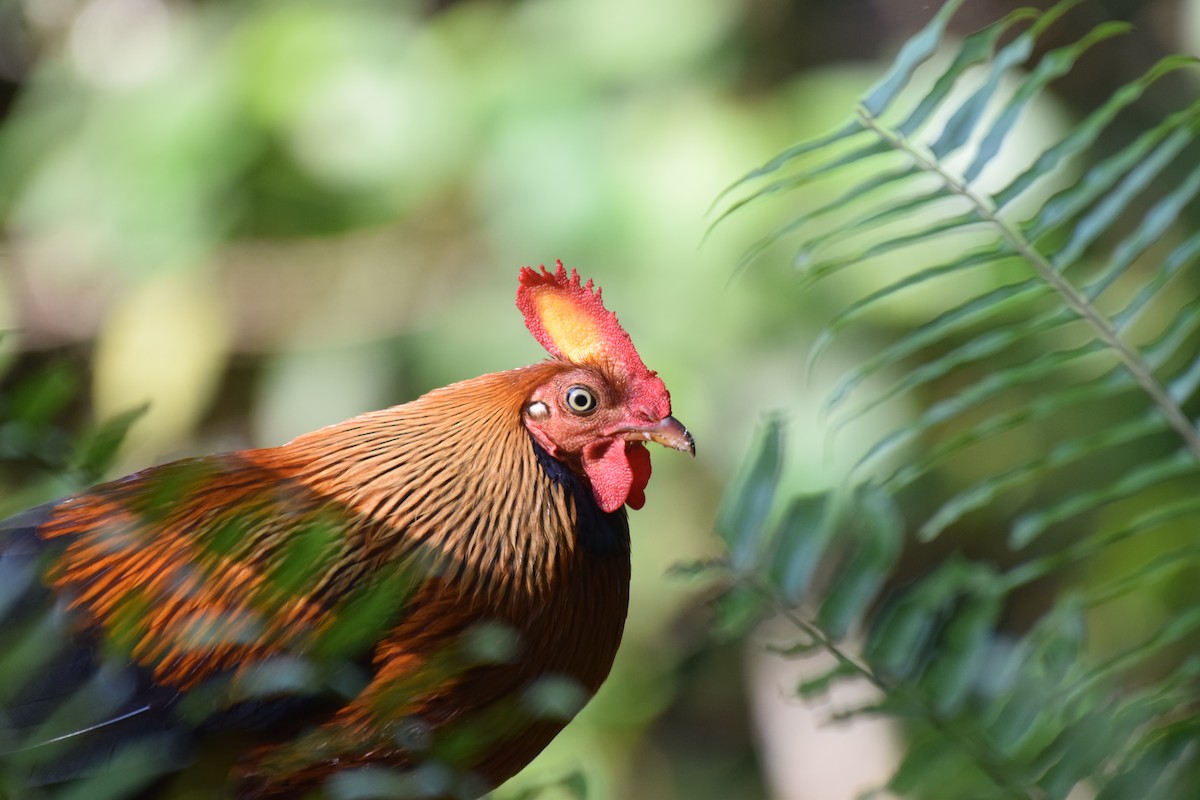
[564,385,598,415]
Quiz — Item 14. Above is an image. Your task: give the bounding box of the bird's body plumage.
[0,264,689,797]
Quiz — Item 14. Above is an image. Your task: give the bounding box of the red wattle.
[582,439,652,512]
[625,442,651,510]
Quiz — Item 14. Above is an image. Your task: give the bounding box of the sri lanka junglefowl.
[0,262,693,798]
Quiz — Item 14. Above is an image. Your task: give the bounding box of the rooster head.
[517,261,693,513]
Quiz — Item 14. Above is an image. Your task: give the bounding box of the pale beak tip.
[644,415,695,457]
[618,415,695,456]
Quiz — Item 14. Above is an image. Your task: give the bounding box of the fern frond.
[712,1,1200,797]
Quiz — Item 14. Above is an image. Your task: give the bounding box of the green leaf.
[816,484,903,640]
[6,361,78,425]
[860,0,969,118]
[867,593,939,683]
[922,587,1003,717]
[1005,495,1200,590]
[1024,102,1200,241]
[1009,449,1199,548]
[994,55,1200,211]
[1086,544,1200,608]
[868,338,1118,485]
[1035,708,1119,800]
[963,20,1133,185]
[715,136,888,234]
[716,418,785,571]
[837,303,1083,447]
[1113,225,1200,332]
[790,184,955,270]
[1082,163,1200,301]
[711,584,770,642]
[709,118,866,214]
[768,492,837,604]
[562,771,589,800]
[927,18,1038,160]
[71,405,148,483]
[1049,123,1197,271]
[921,410,1167,543]
[824,277,1044,419]
[736,165,921,277]
[796,660,859,699]
[800,211,985,284]
[809,247,1012,373]
[895,7,1042,139]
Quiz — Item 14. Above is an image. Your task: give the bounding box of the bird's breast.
[360,448,632,789]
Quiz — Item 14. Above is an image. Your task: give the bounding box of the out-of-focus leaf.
[816,484,902,640]
[716,417,785,571]
[6,362,77,425]
[860,0,967,117]
[866,590,939,683]
[963,21,1131,185]
[713,135,885,233]
[70,405,148,484]
[1082,164,1200,302]
[925,5,1043,160]
[1009,449,1199,548]
[507,771,590,800]
[884,729,985,797]
[767,492,836,603]
[921,411,1167,543]
[809,247,1011,372]
[822,277,1045,419]
[1049,123,1197,271]
[1025,105,1199,240]
[796,661,859,699]
[1113,229,1200,330]
[895,7,1041,139]
[922,592,1002,718]
[868,559,1001,693]
[710,584,770,642]
[994,55,1199,210]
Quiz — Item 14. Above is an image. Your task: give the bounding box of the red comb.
[516,261,671,418]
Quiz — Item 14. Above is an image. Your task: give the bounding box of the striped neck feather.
[282,364,609,604]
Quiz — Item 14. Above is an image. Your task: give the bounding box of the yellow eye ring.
[565,385,598,415]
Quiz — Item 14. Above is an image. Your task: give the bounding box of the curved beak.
[619,416,696,457]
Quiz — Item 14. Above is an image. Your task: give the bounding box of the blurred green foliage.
[0,1,841,796]
[710,0,1200,798]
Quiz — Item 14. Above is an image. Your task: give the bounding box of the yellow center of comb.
[536,293,605,362]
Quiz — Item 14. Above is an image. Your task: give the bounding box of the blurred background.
[0,1,1197,798]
